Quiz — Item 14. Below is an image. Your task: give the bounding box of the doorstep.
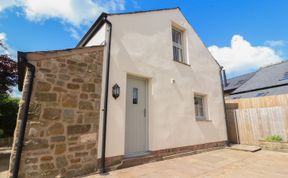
[227,144,261,152]
[119,152,158,169]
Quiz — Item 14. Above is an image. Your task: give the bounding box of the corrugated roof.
[224,72,255,91]
[232,61,288,94]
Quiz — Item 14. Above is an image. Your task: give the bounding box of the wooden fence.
[225,94,288,145]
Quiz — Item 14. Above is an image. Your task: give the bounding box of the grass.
[265,135,283,142]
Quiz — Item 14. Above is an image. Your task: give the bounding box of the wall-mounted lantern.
[112,83,120,99]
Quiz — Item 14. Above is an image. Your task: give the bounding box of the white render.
[86,23,107,46]
[85,8,227,157]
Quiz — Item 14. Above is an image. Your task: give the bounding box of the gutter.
[220,67,230,146]
[100,17,112,174]
[13,52,35,178]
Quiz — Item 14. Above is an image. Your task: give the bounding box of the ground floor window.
[194,94,207,120]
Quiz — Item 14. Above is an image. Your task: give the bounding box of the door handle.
[144,108,146,117]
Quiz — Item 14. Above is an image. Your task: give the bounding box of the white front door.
[125,76,148,156]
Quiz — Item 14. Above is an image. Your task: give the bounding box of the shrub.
[0,94,19,138]
[265,135,283,142]
[0,128,4,137]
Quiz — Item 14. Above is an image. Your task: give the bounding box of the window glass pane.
[172,29,182,44]
[199,106,204,117]
[177,31,182,44]
[194,95,205,120]
[195,107,199,117]
[173,46,178,60]
[133,88,138,104]
[172,29,177,43]
[178,48,183,62]
[172,28,184,62]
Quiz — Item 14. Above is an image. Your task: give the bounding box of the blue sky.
[0,0,288,79]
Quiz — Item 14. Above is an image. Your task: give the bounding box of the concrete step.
[227,144,261,152]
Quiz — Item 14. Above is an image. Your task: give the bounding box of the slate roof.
[227,85,288,99]
[224,72,255,92]
[226,60,288,99]
[232,61,288,94]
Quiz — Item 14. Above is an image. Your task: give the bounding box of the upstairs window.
[172,28,184,63]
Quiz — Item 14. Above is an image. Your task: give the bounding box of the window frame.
[172,26,186,64]
[194,94,208,121]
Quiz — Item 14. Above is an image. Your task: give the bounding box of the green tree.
[0,36,19,138]
[1,39,17,94]
[0,54,17,94]
[0,94,19,138]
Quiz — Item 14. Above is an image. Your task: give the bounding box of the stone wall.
[9,46,104,178]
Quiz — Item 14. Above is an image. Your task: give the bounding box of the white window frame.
[172,27,185,63]
[194,94,208,121]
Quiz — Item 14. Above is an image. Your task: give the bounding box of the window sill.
[196,119,212,122]
[173,60,191,67]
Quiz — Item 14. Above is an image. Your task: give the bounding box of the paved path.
[0,147,10,178]
[85,149,288,178]
[1,149,288,177]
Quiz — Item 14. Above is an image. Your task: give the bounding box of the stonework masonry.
[9,46,104,178]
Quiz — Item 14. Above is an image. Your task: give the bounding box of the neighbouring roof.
[226,60,288,98]
[227,85,288,99]
[224,72,255,92]
[232,61,288,94]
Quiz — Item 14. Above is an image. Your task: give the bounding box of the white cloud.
[108,0,125,11]
[132,0,141,9]
[66,27,81,40]
[0,32,9,54]
[0,0,18,11]
[0,32,16,57]
[0,32,6,43]
[264,40,286,47]
[0,0,126,27]
[208,35,283,76]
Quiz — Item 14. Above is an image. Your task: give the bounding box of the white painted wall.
[85,9,227,158]
[86,23,107,46]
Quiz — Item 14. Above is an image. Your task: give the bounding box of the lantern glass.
[112,84,120,99]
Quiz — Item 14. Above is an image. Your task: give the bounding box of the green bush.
[0,128,4,137]
[0,94,19,138]
[265,135,283,142]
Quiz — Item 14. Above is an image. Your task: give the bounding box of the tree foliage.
[0,54,17,94]
[0,39,19,137]
[0,94,19,138]
[1,39,18,94]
